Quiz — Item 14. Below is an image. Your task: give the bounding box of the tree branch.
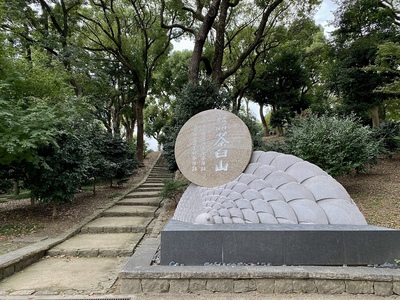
[220,0,284,83]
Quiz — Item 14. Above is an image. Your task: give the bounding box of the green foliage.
[329,0,399,124]
[88,131,138,186]
[0,167,13,194]
[162,124,182,172]
[0,32,76,166]
[260,139,287,153]
[25,131,89,206]
[270,108,292,130]
[159,179,189,205]
[0,98,61,165]
[246,20,328,134]
[372,120,400,155]
[173,80,232,126]
[284,114,380,176]
[238,113,263,150]
[0,178,12,194]
[367,42,400,97]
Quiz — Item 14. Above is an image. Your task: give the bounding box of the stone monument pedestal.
[161,219,400,266]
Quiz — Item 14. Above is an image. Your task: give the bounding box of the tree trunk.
[111,104,121,137]
[136,96,145,163]
[212,0,229,84]
[124,120,135,143]
[277,126,284,136]
[92,178,96,195]
[259,104,270,137]
[188,0,221,83]
[13,180,20,196]
[52,203,57,219]
[371,105,380,128]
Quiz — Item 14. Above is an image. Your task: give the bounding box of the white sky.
[314,0,338,36]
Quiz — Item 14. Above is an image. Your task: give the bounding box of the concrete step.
[81,216,152,233]
[116,197,161,206]
[101,205,158,217]
[149,169,170,173]
[125,190,160,198]
[134,187,163,193]
[147,173,171,177]
[140,182,165,188]
[145,178,171,183]
[46,233,144,257]
[152,164,171,174]
[146,174,172,181]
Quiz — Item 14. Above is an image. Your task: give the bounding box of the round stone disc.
[174,109,253,187]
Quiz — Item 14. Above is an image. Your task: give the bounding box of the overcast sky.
[314,0,338,36]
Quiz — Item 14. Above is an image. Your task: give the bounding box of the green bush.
[260,138,287,153]
[372,120,400,155]
[284,114,380,176]
[238,113,264,150]
[0,178,12,194]
[88,129,138,187]
[159,179,189,206]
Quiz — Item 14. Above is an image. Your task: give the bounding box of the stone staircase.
[46,155,173,258]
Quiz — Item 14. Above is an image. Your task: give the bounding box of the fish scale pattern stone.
[173,151,367,225]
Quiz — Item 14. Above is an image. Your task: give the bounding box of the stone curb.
[0,152,162,281]
[119,237,400,296]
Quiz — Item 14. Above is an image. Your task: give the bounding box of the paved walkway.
[0,154,173,297]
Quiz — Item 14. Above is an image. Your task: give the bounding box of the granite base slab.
[160,219,400,266]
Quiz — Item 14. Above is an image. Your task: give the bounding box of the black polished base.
[160,219,400,266]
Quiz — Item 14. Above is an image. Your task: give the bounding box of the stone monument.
[161,109,400,266]
[174,109,253,187]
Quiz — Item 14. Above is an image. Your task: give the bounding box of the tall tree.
[145,50,191,148]
[78,0,174,162]
[330,0,400,126]
[1,0,84,95]
[246,19,328,135]
[249,46,310,135]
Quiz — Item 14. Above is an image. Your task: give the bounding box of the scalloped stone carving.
[173,151,367,225]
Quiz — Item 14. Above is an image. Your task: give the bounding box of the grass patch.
[0,222,42,236]
[372,199,382,206]
[3,191,31,200]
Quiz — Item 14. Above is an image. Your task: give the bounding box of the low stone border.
[0,153,162,281]
[119,237,400,296]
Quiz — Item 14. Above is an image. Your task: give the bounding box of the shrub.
[238,113,264,150]
[159,179,189,206]
[0,178,12,194]
[260,138,287,153]
[25,131,89,217]
[88,132,138,188]
[284,114,380,176]
[372,120,400,155]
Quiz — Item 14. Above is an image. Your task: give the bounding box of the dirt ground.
[337,153,400,230]
[0,152,399,256]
